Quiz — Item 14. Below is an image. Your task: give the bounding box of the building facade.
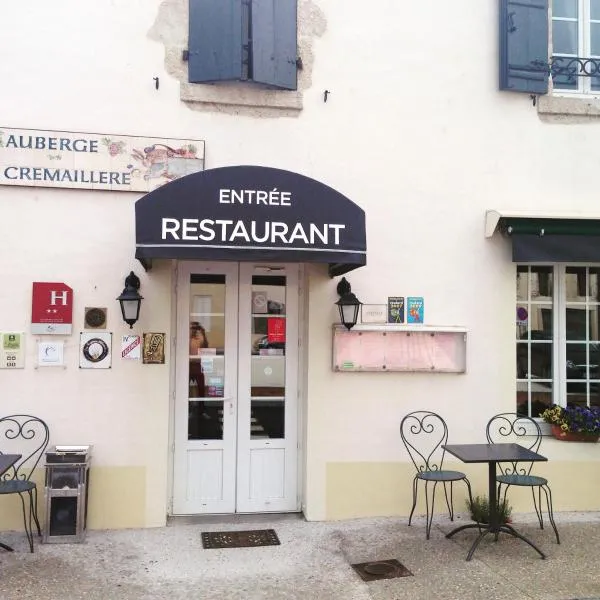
[1,0,600,532]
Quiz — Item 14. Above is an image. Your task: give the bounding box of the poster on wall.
[387,297,405,324]
[142,332,165,364]
[79,332,112,369]
[407,297,424,324]
[267,317,286,343]
[0,331,25,369]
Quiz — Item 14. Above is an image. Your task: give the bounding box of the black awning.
[135,166,366,277]
[488,213,600,262]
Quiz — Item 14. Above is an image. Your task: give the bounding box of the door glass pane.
[250,274,286,439]
[188,274,226,440]
[553,21,578,54]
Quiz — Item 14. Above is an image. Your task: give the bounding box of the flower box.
[550,424,599,443]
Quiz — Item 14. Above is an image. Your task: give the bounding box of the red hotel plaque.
[31,282,73,335]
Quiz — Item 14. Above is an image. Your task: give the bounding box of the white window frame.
[517,264,600,419]
[551,0,600,96]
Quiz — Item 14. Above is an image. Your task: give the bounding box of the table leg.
[446,460,546,561]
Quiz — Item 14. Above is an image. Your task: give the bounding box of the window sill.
[537,95,600,120]
[180,82,303,112]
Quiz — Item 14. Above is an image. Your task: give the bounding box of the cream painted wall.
[2,0,600,529]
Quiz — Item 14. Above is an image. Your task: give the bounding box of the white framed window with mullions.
[552,0,600,94]
[517,265,600,419]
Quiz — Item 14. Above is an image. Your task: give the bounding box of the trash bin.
[43,445,92,544]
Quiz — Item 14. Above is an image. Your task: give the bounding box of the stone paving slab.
[1,512,600,599]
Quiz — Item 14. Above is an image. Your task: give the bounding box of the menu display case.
[332,324,467,373]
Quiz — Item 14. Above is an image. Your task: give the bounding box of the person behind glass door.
[189,322,210,420]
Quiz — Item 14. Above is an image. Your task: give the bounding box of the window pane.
[530,304,553,338]
[517,342,528,378]
[592,23,600,55]
[516,266,528,301]
[567,342,587,376]
[553,66,579,90]
[530,343,553,379]
[553,0,578,18]
[566,267,586,300]
[516,305,529,340]
[566,307,587,339]
[590,268,600,300]
[531,266,553,298]
[589,308,600,341]
[592,0,600,20]
[531,384,553,418]
[553,21,578,54]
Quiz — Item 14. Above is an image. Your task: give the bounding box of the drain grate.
[351,559,413,582]
[201,529,280,549]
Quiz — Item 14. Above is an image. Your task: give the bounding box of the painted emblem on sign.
[130,144,202,182]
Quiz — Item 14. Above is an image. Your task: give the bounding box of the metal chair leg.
[531,486,544,529]
[408,476,419,526]
[442,481,454,520]
[464,478,481,533]
[425,481,438,540]
[541,485,560,544]
[31,486,42,537]
[18,492,34,553]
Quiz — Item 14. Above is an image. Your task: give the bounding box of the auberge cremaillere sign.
[0,127,205,192]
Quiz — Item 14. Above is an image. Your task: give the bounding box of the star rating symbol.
[45,309,58,314]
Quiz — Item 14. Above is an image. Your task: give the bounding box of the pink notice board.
[332,328,466,373]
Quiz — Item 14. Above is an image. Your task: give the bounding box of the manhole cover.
[351,559,413,582]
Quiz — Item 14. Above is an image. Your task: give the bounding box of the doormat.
[201,529,280,549]
[351,559,413,582]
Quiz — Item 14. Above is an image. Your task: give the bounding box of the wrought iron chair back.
[0,415,50,483]
[400,411,449,474]
[486,413,542,477]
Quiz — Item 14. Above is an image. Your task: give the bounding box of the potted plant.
[540,404,600,442]
[466,495,512,524]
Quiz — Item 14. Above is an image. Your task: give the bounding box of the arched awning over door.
[135,166,366,276]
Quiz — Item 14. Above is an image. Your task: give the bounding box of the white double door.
[173,261,300,514]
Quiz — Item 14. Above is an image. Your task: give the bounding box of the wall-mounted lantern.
[335,277,362,330]
[117,271,143,329]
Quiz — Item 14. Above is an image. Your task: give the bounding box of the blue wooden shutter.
[251,0,297,90]
[188,0,243,83]
[499,0,549,93]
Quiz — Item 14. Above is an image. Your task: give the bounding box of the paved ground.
[1,511,600,600]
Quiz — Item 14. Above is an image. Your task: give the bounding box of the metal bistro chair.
[486,413,559,544]
[401,411,475,539]
[0,415,50,552]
